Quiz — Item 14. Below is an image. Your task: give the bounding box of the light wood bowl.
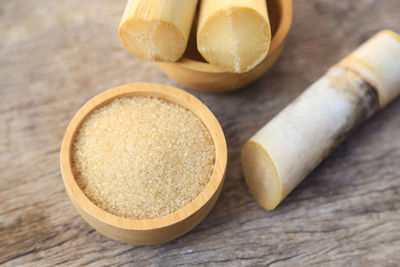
[60,83,227,245]
[157,0,293,93]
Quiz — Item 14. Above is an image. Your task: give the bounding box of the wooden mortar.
[157,0,293,93]
[60,83,227,245]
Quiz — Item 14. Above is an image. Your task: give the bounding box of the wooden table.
[1,0,400,266]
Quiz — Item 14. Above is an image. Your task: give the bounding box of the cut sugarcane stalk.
[241,30,400,210]
[197,0,271,73]
[119,0,198,62]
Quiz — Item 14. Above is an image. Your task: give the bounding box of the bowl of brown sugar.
[60,83,227,245]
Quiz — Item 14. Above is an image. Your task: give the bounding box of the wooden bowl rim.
[60,83,227,230]
[170,0,293,73]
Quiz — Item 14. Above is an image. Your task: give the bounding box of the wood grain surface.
[1,0,400,266]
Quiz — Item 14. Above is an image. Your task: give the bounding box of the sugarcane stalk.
[119,0,198,62]
[241,30,400,210]
[197,0,271,73]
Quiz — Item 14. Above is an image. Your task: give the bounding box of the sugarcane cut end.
[119,19,186,62]
[241,140,283,210]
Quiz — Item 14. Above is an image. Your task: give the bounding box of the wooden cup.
[60,83,227,245]
[157,0,293,93]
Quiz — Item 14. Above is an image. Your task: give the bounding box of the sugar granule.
[72,96,215,220]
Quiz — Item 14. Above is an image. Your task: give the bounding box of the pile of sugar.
[71,96,215,220]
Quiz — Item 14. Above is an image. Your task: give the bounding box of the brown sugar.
[71,96,215,220]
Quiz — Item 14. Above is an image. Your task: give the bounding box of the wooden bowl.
[60,83,227,245]
[157,0,293,93]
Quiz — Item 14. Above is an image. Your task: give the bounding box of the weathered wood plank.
[1,0,400,266]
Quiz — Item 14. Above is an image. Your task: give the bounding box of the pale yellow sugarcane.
[242,30,400,210]
[119,0,198,62]
[197,0,271,73]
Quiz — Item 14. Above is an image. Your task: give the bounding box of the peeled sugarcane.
[118,0,198,62]
[197,0,271,73]
[241,30,400,210]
